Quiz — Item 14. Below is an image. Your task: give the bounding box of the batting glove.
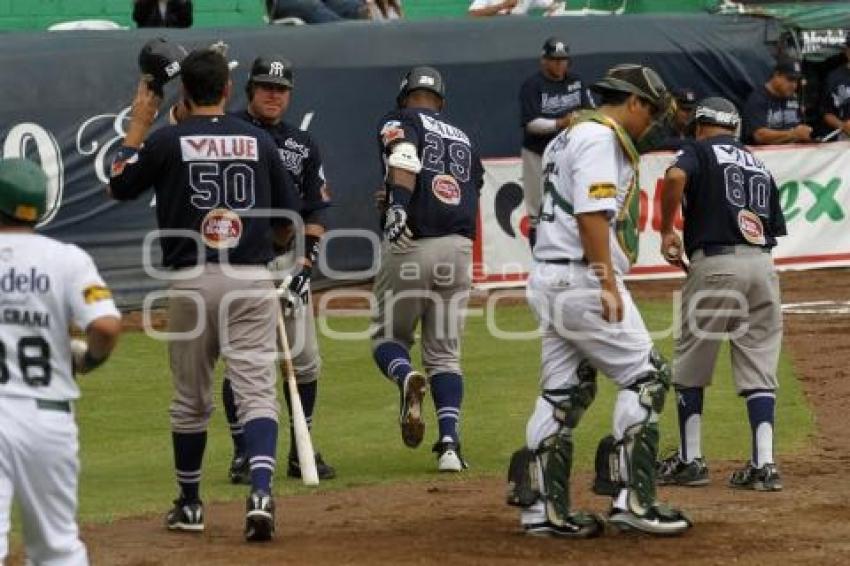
[384,204,413,249]
[287,265,312,306]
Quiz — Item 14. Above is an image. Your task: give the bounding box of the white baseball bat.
[276,310,319,486]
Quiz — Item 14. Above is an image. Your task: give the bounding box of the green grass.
[75,301,813,523]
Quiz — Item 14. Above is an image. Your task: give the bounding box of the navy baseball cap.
[541,37,569,60]
[672,88,697,109]
[774,58,802,80]
[249,56,294,88]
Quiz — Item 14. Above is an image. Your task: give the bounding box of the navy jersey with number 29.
[378,108,484,240]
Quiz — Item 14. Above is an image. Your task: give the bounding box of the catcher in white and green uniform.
[506,65,691,538]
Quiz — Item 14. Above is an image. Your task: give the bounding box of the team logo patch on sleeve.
[201,208,244,249]
[588,183,616,199]
[432,175,461,206]
[83,285,113,304]
[110,151,138,177]
[738,209,766,245]
[380,121,405,146]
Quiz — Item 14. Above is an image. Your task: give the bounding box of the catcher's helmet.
[592,64,671,118]
[247,56,294,89]
[694,96,740,129]
[0,158,48,224]
[138,38,188,96]
[397,66,445,106]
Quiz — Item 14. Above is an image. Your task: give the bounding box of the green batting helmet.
[0,158,48,224]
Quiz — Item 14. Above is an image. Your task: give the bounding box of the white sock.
[682,414,702,462]
[755,422,774,468]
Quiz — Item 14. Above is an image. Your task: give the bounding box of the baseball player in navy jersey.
[506,64,691,538]
[822,35,850,140]
[220,55,335,484]
[371,66,484,472]
[742,57,812,145]
[0,158,121,565]
[519,37,590,248]
[109,48,301,542]
[657,97,787,491]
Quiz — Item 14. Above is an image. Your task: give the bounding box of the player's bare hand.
[502,0,518,10]
[132,78,162,126]
[792,124,813,142]
[600,283,624,323]
[660,231,683,264]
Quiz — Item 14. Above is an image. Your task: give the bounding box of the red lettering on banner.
[639,190,648,231]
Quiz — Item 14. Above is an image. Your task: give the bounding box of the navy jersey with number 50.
[378,108,484,240]
[671,134,787,257]
[109,115,301,268]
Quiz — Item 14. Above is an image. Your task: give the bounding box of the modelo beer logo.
[0,267,51,293]
[201,209,243,249]
[432,174,461,206]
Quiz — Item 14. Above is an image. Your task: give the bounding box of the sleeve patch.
[380,121,405,146]
[83,285,113,304]
[588,183,617,199]
[110,149,139,177]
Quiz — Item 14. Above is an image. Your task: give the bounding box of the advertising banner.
[475,142,850,285]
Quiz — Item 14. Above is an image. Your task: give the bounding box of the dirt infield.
[71,270,850,564]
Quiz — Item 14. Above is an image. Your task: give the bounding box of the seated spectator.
[132,0,192,28]
[368,0,403,20]
[468,0,563,17]
[266,0,368,24]
[822,35,850,141]
[742,57,812,145]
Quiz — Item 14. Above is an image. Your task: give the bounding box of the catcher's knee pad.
[619,349,671,514]
[506,447,539,507]
[592,434,621,496]
[542,359,598,428]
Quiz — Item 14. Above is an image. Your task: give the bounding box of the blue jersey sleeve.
[108,128,168,200]
[519,76,541,127]
[670,143,700,178]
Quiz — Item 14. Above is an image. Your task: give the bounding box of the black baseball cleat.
[244,490,275,542]
[399,371,428,448]
[657,453,710,487]
[166,498,204,532]
[523,512,604,539]
[729,462,783,492]
[229,453,251,485]
[287,452,337,480]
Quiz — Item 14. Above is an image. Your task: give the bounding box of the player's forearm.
[85,316,122,365]
[300,223,325,268]
[577,212,616,287]
[525,118,559,135]
[823,113,845,132]
[661,168,686,233]
[752,127,797,145]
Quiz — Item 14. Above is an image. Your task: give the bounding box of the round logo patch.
[432,174,461,206]
[201,208,243,249]
[737,209,765,246]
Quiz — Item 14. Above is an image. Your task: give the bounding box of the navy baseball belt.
[536,257,587,265]
[699,244,770,257]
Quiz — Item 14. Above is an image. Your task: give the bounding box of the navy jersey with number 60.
[671,134,787,257]
[378,108,484,240]
[109,114,301,268]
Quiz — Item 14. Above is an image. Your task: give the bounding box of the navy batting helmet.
[694,97,740,129]
[397,66,445,106]
[138,38,188,96]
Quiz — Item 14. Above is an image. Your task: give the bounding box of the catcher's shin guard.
[621,350,671,514]
[533,361,598,525]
